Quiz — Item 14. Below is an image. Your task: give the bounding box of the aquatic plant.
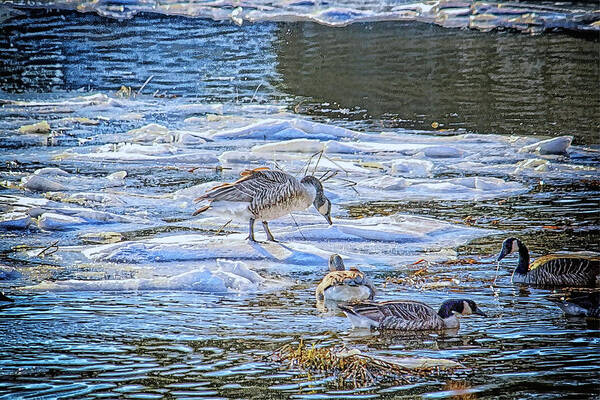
[271,340,448,388]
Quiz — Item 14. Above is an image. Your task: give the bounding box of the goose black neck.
[515,240,530,275]
[438,299,462,319]
[301,176,323,194]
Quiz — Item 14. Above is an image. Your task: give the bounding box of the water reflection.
[1,284,598,399]
[274,22,600,143]
[1,11,599,144]
[0,9,280,101]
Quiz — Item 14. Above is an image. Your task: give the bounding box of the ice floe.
[82,233,334,265]
[17,0,598,34]
[0,266,21,280]
[416,145,464,158]
[81,214,493,267]
[1,92,598,295]
[59,142,219,164]
[252,138,325,153]
[21,175,67,192]
[520,136,572,155]
[208,118,358,141]
[38,212,87,230]
[21,168,127,192]
[388,159,434,178]
[127,123,208,144]
[23,259,286,293]
[0,212,32,230]
[354,176,527,201]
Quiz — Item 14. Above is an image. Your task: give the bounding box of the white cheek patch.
[318,202,329,215]
[462,301,473,315]
[511,240,519,253]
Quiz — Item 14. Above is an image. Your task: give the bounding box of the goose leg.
[262,221,278,242]
[247,218,257,242]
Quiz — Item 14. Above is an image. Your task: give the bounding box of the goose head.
[329,254,345,271]
[438,299,487,319]
[497,237,522,262]
[301,175,332,225]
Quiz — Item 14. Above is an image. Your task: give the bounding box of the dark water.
[1,6,600,400]
[276,22,600,142]
[1,9,599,143]
[1,271,600,398]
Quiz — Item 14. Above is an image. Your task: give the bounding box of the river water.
[0,4,599,399]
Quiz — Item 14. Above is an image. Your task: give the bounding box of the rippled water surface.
[1,4,599,400]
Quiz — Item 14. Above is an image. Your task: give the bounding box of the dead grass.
[270,340,441,388]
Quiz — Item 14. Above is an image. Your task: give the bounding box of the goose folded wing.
[196,170,294,203]
[379,301,438,321]
[530,255,600,272]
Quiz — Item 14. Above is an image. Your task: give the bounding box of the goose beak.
[475,309,487,317]
[325,213,332,225]
[497,247,509,262]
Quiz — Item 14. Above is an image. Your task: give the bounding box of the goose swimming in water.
[551,292,600,318]
[497,238,600,287]
[194,167,332,242]
[315,254,376,303]
[338,298,486,331]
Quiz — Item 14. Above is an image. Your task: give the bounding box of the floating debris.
[18,121,51,134]
[270,340,457,388]
[385,275,460,290]
[115,85,132,98]
[56,117,100,126]
[79,231,124,244]
[385,258,489,289]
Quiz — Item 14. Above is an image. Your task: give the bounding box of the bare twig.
[338,177,359,194]
[321,153,350,176]
[215,219,232,235]
[320,170,337,182]
[312,149,324,176]
[289,212,307,241]
[250,82,263,103]
[187,165,231,173]
[303,151,321,177]
[37,240,59,257]
[136,75,154,97]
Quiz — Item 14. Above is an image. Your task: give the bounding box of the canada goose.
[338,298,486,331]
[497,238,600,287]
[194,167,332,242]
[551,292,599,318]
[315,254,376,303]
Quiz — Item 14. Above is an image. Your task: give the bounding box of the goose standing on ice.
[316,254,376,303]
[194,167,332,242]
[338,299,487,331]
[497,238,600,287]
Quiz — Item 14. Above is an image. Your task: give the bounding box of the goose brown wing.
[341,300,437,324]
[322,270,364,288]
[316,270,373,301]
[196,169,296,204]
[530,255,600,286]
[348,267,376,299]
